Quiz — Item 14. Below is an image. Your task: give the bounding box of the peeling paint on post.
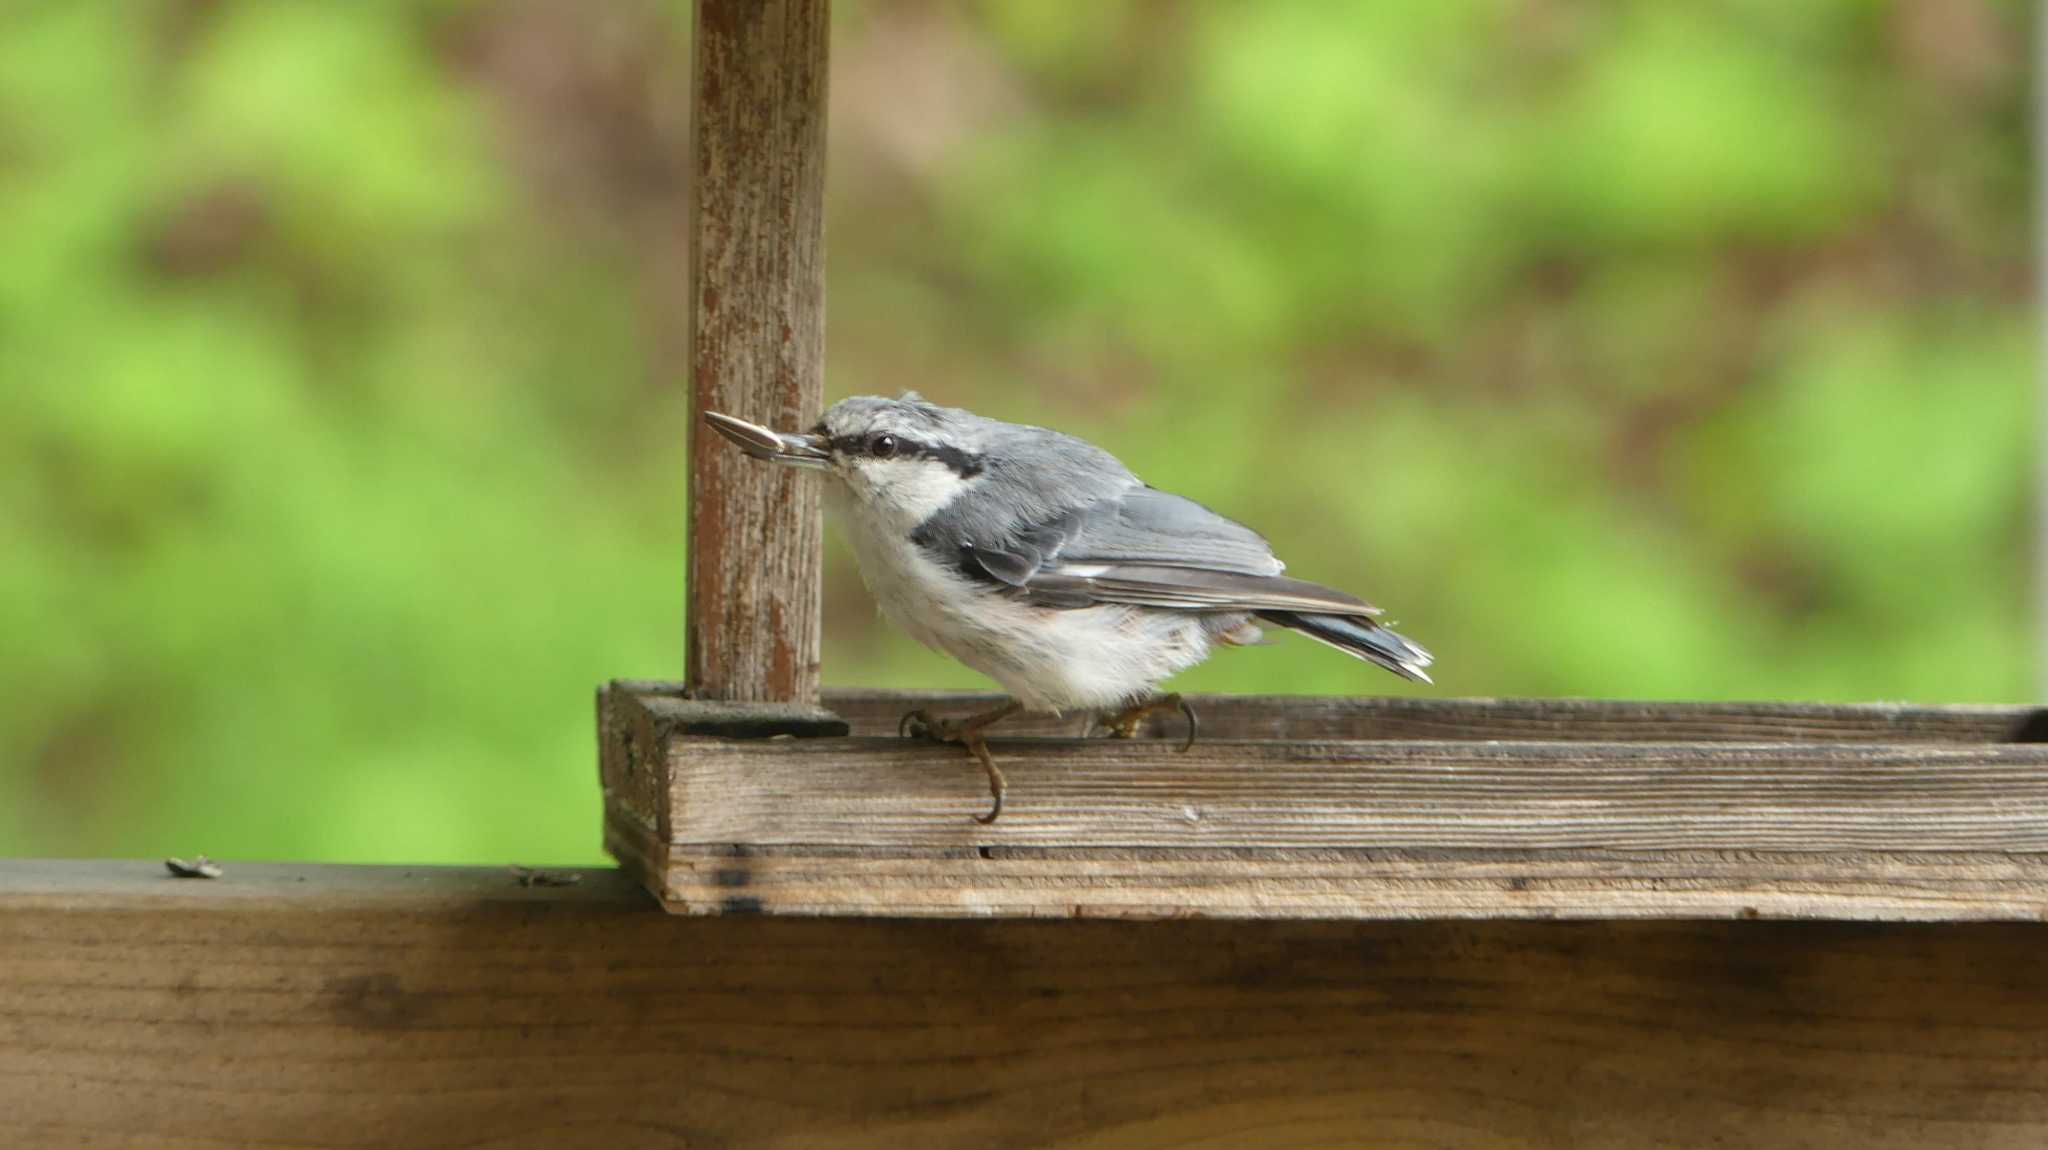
[686,0,829,703]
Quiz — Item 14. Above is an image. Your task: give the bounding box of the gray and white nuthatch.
[706,393,1431,822]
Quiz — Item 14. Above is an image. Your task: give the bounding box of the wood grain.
[812,687,2048,744]
[649,736,2048,853]
[684,0,830,703]
[7,861,2048,1149]
[598,686,2048,920]
[628,839,2048,920]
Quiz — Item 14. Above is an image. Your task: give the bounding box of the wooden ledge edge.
[0,860,651,912]
[603,681,848,739]
[601,809,2048,923]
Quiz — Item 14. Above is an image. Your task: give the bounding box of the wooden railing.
[7,859,2048,1148]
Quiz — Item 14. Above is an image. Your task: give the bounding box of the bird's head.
[705,392,989,528]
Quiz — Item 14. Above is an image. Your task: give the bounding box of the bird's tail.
[1256,610,1434,684]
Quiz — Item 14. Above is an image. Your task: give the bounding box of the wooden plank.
[649,737,2048,852]
[685,0,830,703]
[629,838,2048,920]
[6,861,2048,1149]
[597,686,2048,920]
[812,687,2048,743]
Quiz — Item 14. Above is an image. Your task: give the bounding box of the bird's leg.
[898,701,1022,824]
[1095,693,1198,752]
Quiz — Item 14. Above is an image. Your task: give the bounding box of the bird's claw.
[899,708,936,740]
[1172,695,1198,752]
[900,708,974,744]
[897,703,1017,823]
[1097,693,1198,752]
[968,737,1006,824]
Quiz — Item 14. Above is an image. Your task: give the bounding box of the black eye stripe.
[827,434,985,478]
[828,433,919,457]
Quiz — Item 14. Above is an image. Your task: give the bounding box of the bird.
[704,393,1432,823]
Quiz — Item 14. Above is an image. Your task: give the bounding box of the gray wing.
[925,485,1382,617]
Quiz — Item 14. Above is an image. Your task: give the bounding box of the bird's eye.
[869,433,898,459]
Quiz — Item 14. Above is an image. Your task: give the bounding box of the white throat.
[840,458,975,537]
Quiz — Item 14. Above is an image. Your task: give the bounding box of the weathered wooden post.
[684,0,830,705]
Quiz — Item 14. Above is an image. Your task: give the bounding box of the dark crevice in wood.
[2005,709,2048,743]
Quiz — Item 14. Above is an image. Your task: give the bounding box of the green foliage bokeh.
[1,0,2034,862]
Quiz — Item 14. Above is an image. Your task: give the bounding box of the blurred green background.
[1,1,2035,863]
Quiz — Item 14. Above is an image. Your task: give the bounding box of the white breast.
[829,488,1216,713]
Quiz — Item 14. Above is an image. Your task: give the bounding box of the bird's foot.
[962,734,1007,825]
[1095,693,1198,752]
[898,708,954,742]
[898,702,1021,823]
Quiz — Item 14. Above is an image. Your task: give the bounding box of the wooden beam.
[600,685,2048,919]
[810,687,2048,743]
[7,861,2048,1148]
[685,0,829,703]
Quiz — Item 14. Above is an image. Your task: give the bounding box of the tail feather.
[1256,610,1434,684]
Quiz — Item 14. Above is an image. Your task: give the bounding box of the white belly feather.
[833,491,1214,713]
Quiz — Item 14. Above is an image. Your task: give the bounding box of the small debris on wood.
[165,855,224,879]
[510,866,582,888]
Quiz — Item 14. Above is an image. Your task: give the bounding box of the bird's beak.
[703,411,832,470]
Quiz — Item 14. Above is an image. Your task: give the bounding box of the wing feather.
[1059,489,1283,576]
[942,487,1381,617]
[1027,565,1382,615]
